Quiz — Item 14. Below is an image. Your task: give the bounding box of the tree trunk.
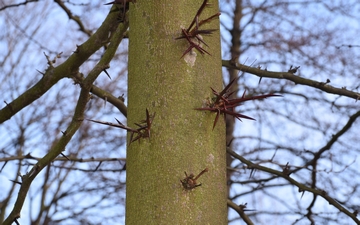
[226,0,243,195]
[126,0,227,224]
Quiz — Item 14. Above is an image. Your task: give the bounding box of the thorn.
[118,94,125,102]
[60,152,70,160]
[299,188,305,199]
[104,0,135,5]
[282,162,291,176]
[4,101,14,112]
[249,167,255,178]
[74,44,81,53]
[353,210,358,217]
[226,138,234,147]
[288,65,300,74]
[36,69,45,75]
[9,179,22,185]
[14,218,20,225]
[103,69,112,79]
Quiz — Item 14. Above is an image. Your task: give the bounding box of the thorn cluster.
[88,108,155,145]
[176,0,220,58]
[195,78,281,129]
[180,168,208,190]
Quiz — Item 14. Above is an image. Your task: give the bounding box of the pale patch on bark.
[207,153,215,164]
[184,49,197,66]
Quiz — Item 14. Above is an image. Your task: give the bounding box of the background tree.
[0,0,360,225]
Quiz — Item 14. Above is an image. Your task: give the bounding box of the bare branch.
[227,199,254,225]
[222,60,360,101]
[0,0,39,11]
[54,0,92,36]
[226,147,360,224]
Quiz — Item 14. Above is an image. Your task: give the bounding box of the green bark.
[126,0,226,224]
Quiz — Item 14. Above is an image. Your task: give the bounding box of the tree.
[126,1,226,224]
[1,0,360,224]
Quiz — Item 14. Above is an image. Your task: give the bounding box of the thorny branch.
[1,11,128,225]
[0,7,127,124]
[54,0,92,36]
[227,199,254,225]
[0,0,39,11]
[304,110,360,169]
[87,108,155,145]
[226,147,360,224]
[72,72,127,116]
[0,153,126,163]
[222,60,360,102]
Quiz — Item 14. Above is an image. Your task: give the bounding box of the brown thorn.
[197,12,221,28]
[194,167,209,181]
[187,0,210,32]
